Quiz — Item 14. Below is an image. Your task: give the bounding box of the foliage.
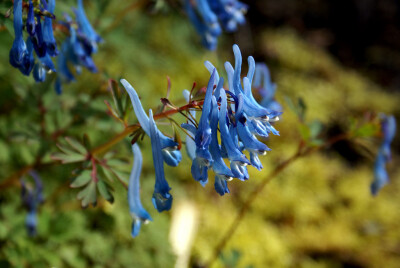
[0,1,399,268]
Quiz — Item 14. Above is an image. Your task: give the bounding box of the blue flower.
[75,0,103,52]
[208,0,247,32]
[128,144,152,237]
[9,0,27,69]
[225,45,281,138]
[371,115,396,195]
[234,91,271,167]
[218,87,250,180]
[188,69,217,186]
[31,14,47,58]
[183,90,197,160]
[253,63,282,112]
[20,170,44,236]
[185,0,247,50]
[121,79,182,167]
[33,62,47,82]
[210,90,234,195]
[185,0,220,50]
[42,0,59,56]
[149,109,173,212]
[26,0,36,36]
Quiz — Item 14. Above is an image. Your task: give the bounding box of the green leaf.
[298,97,306,121]
[354,122,379,138]
[77,181,97,208]
[65,137,87,155]
[308,120,323,138]
[70,170,92,188]
[100,165,115,182]
[298,124,310,141]
[97,180,114,204]
[83,134,91,151]
[109,79,124,116]
[52,152,86,164]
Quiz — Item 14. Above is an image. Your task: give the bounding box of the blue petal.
[128,144,152,237]
[9,0,27,68]
[183,90,196,160]
[33,63,46,82]
[218,88,249,165]
[196,69,216,149]
[121,79,182,167]
[191,154,210,186]
[31,15,47,58]
[210,95,234,179]
[42,0,58,56]
[250,152,263,171]
[371,151,389,196]
[26,0,36,36]
[75,0,103,50]
[214,175,230,196]
[149,109,173,212]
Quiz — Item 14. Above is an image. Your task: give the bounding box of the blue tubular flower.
[31,15,47,58]
[75,0,103,52]
[235,92,271,157]
[128,144,152,237]
[42,0,58,56]
[33,63,46,82]
[186,0,247,49]
[120,79,182,167]
[68,26,97,73]
[371,115,396,195]
[18,37,35,76]
[253,63,282,112]
[226,45,281,138]
[149,109,173,212]
[21,171,44,236]
[26,0,36,36]
[9,0,27,69]
[183,90,196,160]
[210,93,234,195]
[218,88,250,180]
[190,69,217,186]
[185,0,219,50]
[208,0,247,32]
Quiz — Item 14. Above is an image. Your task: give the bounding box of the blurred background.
[0,0,399,267]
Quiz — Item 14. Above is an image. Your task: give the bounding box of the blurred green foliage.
[0,1,399,267]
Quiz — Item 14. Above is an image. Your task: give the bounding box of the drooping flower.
[185,0,247,50]
[252,63,281,112]
[121,79,182,167]
[20,170,44,236]
[209,91,234,195]
[42,0,59,56]
[371,114,396,195]
[218,87,250,180]
[74,0,103,52]
[183,90,197,160]
[186,69,217,186]
[128,144,152,237]
[9,0,28,70]
[149,109,173,212]
[26,0,36,36]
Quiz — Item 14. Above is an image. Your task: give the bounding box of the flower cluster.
[253,63,282,112]
[371,114,396,195]
[9,0,57,80]
[121,44,281,237]
[20,171,44,236]
[55,0,102,94]
[8,0,101,94]
[185,0,248,50]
